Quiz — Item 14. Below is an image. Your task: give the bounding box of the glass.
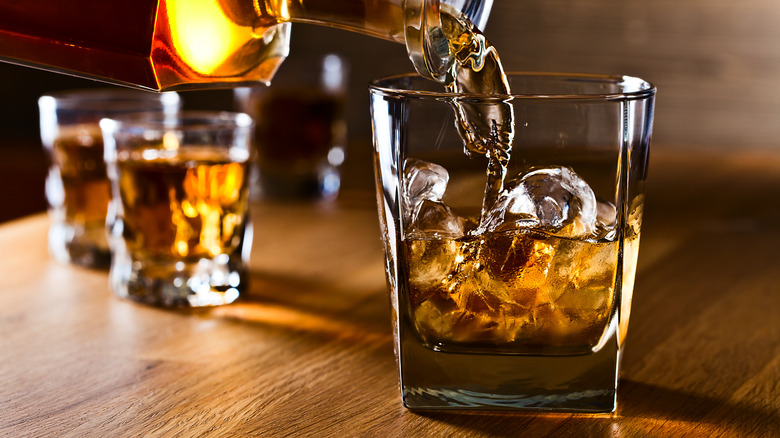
[234,53,348,200]
[0,0,492,90]
[369,72,655,412]
[39,89,180,269]
[101,111,254,308]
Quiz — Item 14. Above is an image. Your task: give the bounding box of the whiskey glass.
[369,72,655,412]
[39,89,180,268]
[101,111,254,308]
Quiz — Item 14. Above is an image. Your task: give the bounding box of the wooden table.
[1,149,778,437]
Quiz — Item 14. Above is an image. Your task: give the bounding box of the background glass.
[235,53,348,201]
[370,72,655,412]
[39,89,180,268]
[101,111,254,308]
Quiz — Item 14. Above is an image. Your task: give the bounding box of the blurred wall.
[487,0,780,150]
[298,0,780,151]
[0,0,778,220]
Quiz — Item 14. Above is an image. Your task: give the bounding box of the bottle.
[0,0,492,91]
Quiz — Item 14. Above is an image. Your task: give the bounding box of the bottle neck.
[256,0,407,43]
[260,0,493,82]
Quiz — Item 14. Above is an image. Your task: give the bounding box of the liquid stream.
[439,8,515,223]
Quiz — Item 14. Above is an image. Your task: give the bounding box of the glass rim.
[100,110,254,133]
[369,71,656,101]
[38,88,180,109]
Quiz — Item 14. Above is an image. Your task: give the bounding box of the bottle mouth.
[404,0,495,83]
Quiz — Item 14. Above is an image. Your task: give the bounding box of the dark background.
[1,0,778,222]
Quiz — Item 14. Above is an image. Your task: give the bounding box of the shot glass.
[369,73,655,412]
[234,53,348,200]
[39,89,180,268]
[101,111,254,308]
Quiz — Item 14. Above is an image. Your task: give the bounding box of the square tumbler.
[369,73,655,412]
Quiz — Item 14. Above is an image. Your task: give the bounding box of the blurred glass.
[235,53,348,201]
[101,111,254,308]
[38,89,180,268]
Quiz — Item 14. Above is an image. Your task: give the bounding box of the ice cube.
[411,199,464,237]
[595,200,618,240]
[403,159,464,236]
[478,182,540,233]
[480,166,598,239]
[403,158,449,219]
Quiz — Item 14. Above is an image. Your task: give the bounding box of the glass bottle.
[0,0,492,91]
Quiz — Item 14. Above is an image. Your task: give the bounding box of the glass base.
[398,325,621,413]
[48,221,111,269]
[109,250,247,308]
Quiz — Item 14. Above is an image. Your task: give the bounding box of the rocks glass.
[369,73,655,412]
[101,111,254,308]
[39,89,180,268]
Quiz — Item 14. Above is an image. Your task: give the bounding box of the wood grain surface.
[0,148,778,437]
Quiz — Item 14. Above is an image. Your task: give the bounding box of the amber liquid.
[403,229,637,355]
[116,148,250,262]
[50,125,111,227]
